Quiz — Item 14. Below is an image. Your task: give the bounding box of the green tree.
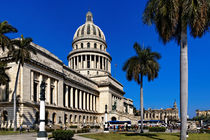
[143,0,210,139]
[0,62,10,85]
[123,43,161,133]
[8,35,36,131]
[0,21,17,51]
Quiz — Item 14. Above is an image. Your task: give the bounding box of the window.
[50,87,54,104]
[87,55,90,68]
[87,42,90,48]
[87,15,91,21]
[94,43,97,49]
[76,45,78,49]
[33,82,38,102]
[81,43,83,48]
[100,45,102,50]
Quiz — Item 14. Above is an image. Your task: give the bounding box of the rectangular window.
[50,87,54,104]
[33,82,38,102]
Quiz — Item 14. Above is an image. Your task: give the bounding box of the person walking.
[19,125,22,134]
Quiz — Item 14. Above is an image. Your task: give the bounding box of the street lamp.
[37,81,48,140]
[104,104,109,133]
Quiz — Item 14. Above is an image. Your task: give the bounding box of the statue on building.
[112,101,117,111]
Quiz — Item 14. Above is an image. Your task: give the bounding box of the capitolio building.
[0,12,137,128]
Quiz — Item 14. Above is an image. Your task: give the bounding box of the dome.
[73,11,106,41]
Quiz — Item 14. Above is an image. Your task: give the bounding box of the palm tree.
[8,35,36,131]
[123,43,161,133]
[143,0,210,139]
[0,21,17,51]
[0,62,10,85]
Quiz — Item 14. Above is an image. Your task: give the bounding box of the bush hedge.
[52,130,74,140]
[149,127,166,132]
[77,128,90,133]
[69,125,77,128]
[90,125,100,129]
[200,129,210,133]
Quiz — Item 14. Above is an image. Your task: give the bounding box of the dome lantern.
[86,11,93,23]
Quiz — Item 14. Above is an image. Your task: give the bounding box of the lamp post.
[37,81,48,140]
[104,104,109,133]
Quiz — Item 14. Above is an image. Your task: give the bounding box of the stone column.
[90,94,92,111]
[96,96,99,112]
[102,57,104,70]
[105,58,108,71]
[65,86,69,107]
[99,56,101,69]
[79,90,82,109]
[94,55,97,69]
[83,92,86,110]
[109,60,111,73]
[87,93,89,110]
[93,95,95,111]
[90,55,93,69]
[46,77,50,104]
[70,87,73,108]
[55,80,58,105]
[38,74,43,102]
[77,56,79,69]
[85,55,87,68]
[75,89,78,108]
[30,71,34,101]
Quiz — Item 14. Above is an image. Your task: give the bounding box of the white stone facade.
[0,11,135,128]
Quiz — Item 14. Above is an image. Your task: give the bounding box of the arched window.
[87,42,90,48]
[81,43,83,48]
[52,113,56,124]
[87,24,90,34]
[94,43,97,49]
[3,110,8,122]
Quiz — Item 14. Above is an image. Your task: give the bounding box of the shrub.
[149,127,166,132]
[200,129,210,133]
[52,130,74,140]
[82,128,90,133]
[69,125,77,128]
[46,128,54,132]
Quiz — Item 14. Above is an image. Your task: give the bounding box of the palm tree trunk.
[140,74,144,133]
[180,30,188,140]
[13,61,21,131]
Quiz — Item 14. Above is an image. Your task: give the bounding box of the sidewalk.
[73,134,95,140]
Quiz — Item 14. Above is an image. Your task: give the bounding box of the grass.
[0,130,36,135]
[81,132,210,140]
[0,131,20,135]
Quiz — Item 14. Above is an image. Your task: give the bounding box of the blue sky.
[1,0,210,118]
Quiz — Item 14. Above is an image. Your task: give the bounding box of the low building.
[144,101,179,123]
[196,110,210,117]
